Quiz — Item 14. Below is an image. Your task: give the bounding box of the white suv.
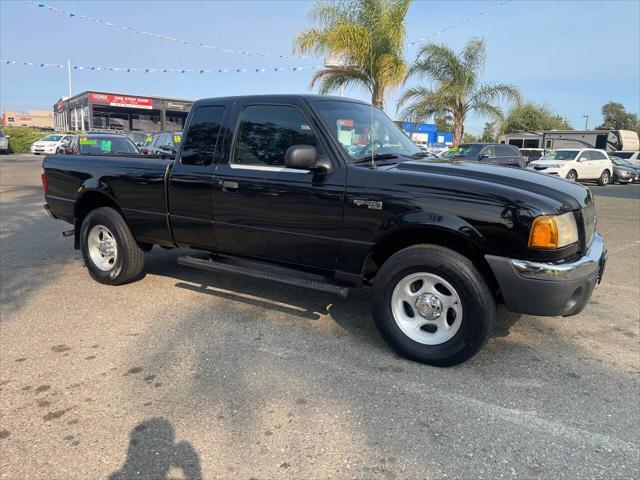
[527,148,613,185]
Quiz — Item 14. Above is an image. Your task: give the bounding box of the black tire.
[597,169,611,186]
[371,245,496,367]
[565,170,578,182]
[80,207,144,285]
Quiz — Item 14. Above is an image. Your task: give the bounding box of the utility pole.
[67,59,72,98]
[582,114,589,130]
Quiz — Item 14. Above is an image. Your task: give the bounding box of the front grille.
[581,202,596,248]
[534,166,547,170]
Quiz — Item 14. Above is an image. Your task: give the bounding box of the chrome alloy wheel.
[391,272,463,345]
[87,225,118,271]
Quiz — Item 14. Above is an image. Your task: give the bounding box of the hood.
[34,141,58,146]
[614,165,638,173]
[528,159,572,167]
[390,159,592,211]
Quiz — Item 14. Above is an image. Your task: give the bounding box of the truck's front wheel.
[372,245,495,367]
[80,207,144,285]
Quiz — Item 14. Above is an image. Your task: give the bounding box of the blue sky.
[1,0,638,134]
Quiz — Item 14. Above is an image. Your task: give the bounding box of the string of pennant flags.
[9,0,515,77]
[406,0,513,46]
[31,0,514,58]
[30,1,311,60]
[2,60,324,75]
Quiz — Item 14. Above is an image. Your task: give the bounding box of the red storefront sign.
[89,93,153,110]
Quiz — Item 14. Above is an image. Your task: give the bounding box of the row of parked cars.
[435,142,640,185]
[29,130,182,159]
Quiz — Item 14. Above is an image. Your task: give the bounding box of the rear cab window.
[180,106,226,166]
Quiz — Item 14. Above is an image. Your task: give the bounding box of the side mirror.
[285,145,319,170]
[479,153,490,160]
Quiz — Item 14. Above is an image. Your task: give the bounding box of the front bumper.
[485,234,607,317]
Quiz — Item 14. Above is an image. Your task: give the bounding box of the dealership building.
[53,91,193,132]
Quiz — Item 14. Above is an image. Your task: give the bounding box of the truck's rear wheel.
[371,245,495,367]
[80,207,144,285]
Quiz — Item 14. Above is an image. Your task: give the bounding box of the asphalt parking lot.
[1,154,638,479]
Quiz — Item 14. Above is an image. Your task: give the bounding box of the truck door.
[168,103,230,249]
[211,101,345,271]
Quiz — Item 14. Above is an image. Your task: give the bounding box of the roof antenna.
[369,29,376,170]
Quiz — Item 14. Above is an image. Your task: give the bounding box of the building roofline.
[55,90,194,104]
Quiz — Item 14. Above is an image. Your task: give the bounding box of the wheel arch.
[73,190,124,249]
[365,225,499,297]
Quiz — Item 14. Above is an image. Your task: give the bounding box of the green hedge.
[3,127,53,154]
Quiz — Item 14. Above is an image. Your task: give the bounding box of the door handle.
[221,180,239,192]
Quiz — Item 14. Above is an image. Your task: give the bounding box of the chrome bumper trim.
[511,234,605,281]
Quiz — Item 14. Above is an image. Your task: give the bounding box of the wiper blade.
[352,153,400,164]
[410,151,434,158]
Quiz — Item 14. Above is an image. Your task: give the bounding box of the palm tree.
[294,0,411,108]
[397,38,520,145]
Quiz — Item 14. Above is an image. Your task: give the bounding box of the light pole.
[582,114,589,130]
[67,59,72,97]
[324,55,347,97]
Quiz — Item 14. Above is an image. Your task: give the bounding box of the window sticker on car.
[173,135,182,144]
[547,150,556,159]
[100,140,112,152]
[449,146,459,152]
[79,138,96,145]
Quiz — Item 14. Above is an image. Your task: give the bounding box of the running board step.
[177,256,349,298]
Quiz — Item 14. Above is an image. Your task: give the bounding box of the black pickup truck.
[43,95,607,366]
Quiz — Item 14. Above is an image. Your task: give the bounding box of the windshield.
[612,157,633,167]
[613,151,633,159]
[41,135,64,142]
[78,136,140,155]
[441,144,482,158]
[312,100,420,161]
[127,132,148,144]
[542,150,579,161]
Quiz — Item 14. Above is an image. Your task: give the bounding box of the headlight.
[528,212,579,249]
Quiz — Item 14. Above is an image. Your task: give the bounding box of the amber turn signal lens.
[529,216,559,249]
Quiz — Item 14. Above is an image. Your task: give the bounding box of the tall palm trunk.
[453,115,464,146]
[372,84,385,108]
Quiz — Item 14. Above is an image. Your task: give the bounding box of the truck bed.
[44,154,174,245]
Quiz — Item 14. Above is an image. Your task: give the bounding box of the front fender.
[376,210,485,249]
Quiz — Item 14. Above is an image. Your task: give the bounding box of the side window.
[590,151,606,160]
[577,151,589,161]
[181,106,226,166]
[232,105,319,167]
[480,146,495,157]
[496,145,513,157]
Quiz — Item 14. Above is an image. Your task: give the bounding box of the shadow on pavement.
[109,418,202,480]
